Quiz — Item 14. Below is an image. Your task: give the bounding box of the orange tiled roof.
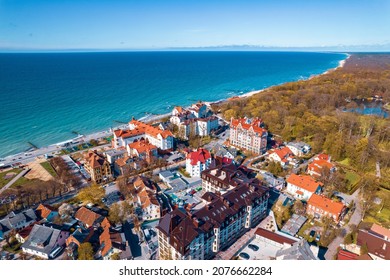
[230,117,266,134]
[129,119,173,139]
[115,156,130,167]
[308,194,345,216]
[75,207,101,228]
[113,128,144,139]
[129,139,157,155]
[308,159,335,175]
[316,153,330,161]
[270,146,293,160]
[287,174,323,192]
[36,204,55,219]
[85,151,107,169]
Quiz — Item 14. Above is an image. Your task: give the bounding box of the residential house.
[84,150,112,184]
[156,183,269,260]
[74,206,105,229]
[286,174,323,201]
[286,142,311,157]
[229,117,268,154]
[0,209,37,240]
[36,204,58,222]
[171,103,218,139]
[15,223,36,243]
[21,224,69,259]
[307,153,336,178]
[65,227,91,259]
[213,143,237,160]
[268,146,297,167]
[357,223,390,260]
[186,148,212,177]
[127,139,158,163]
[306,194,346,222]
[99,221,126,260]
[136,187,161,220]
[104,148,126,164]
[114,156,134,176]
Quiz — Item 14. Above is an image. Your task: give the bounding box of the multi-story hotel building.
[84,150,112,183]
[229,117,268,154]
[113,118,174,151]
[156,183,269,260]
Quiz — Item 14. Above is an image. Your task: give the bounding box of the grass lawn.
[364,188,390,227]
[40,161,58,177]
[338,158,350,166]
[345,171,361,193]
[0,168,23,188]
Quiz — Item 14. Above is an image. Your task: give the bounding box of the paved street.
[324,189,362,260]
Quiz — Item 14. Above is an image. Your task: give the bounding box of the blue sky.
[0,0,389,50]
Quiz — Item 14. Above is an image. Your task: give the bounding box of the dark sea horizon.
[0,51,346,157]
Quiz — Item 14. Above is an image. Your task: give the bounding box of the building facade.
[306,194,346,222]
[229,117,268,154]
[156,183,269,260]
[113,119,174,151]
[286,174,323,201]
[186,148,212,177]
[84,151,112,184]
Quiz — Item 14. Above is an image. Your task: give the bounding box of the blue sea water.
[0,51,346,157]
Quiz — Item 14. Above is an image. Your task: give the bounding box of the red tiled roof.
[316,153,330,161]
[287,174,323,192]
[230,117,267,134]
[186,148,211,165]
[337,249,359,260]
[307,194,345,217]
[75,207,102,228]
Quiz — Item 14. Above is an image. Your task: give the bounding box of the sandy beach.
[1,54,350,165]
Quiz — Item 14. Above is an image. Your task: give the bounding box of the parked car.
[315,233,321,242]
[239,252,250,260]
[248,244,259,251]
[309,230,316,238]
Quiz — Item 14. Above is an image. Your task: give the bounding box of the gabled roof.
[307,194,345,216]
[287,174,323,193]
[22,224,63,255]
[269,147,293,160]
[187,148,211,165]
[36,204,56,220]
[85,151,108,169]
[75,207,102,228]
[129,119,173,139]
[129,139,157,155]
[357,228,390,260]
[230,117,267,135]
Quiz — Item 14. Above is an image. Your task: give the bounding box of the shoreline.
[1,54,349,162]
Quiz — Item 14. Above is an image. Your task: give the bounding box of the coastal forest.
[215,54,390,194]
